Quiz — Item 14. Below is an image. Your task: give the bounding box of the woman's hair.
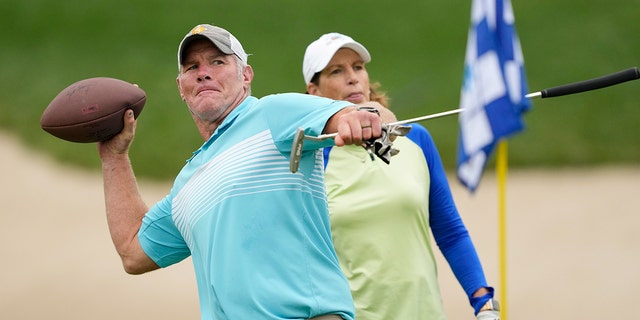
[369,81,390,108]
[309,73,390,108]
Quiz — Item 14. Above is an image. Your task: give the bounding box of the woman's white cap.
[302,33,371,84]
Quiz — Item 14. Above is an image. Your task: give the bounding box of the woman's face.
[308,48,370,104]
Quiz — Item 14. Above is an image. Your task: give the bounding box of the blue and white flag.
[456,0,531,192]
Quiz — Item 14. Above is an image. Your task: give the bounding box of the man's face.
[309,48,371,104]
[176,39,251,124]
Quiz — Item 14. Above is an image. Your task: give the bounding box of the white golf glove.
[476,309,500,320]
[476,298,500,320]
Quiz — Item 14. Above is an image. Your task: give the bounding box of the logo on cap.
[190,25,206,35]
[329,34,343,41]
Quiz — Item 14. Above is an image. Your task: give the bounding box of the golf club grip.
[540,67,639,98]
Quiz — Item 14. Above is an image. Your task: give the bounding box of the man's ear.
[243,65,255,85]
[176,76,186,101]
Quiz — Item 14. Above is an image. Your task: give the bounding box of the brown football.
[41,77,146,143]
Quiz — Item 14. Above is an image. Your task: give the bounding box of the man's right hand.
[98,109,137,159]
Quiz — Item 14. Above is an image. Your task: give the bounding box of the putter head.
[290,127,305,173]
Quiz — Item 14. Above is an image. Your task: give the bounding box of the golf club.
[290,66,639,173]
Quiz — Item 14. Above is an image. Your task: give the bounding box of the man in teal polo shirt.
[96,23,394,320]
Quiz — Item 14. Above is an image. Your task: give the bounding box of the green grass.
[1,0,638,180]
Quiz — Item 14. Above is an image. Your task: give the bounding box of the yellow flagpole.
[496,140,508,320]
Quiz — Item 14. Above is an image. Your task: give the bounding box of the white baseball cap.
[177,24,249,71]
[302,32,371,84]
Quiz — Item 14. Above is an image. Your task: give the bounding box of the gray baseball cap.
[177,24,249,71]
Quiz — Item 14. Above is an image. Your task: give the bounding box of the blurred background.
[1,0,638,319]
[1,0,638,179]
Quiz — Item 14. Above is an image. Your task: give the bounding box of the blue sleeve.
[407,123,492,307]
[138,194,191,268]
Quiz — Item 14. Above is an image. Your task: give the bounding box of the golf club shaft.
[526,66,639,99]
[388,108,464,126]
[307,108,465,141]
[309,66,639,141]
